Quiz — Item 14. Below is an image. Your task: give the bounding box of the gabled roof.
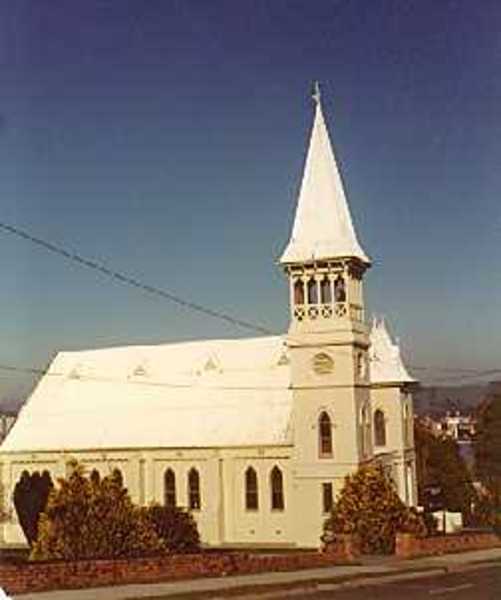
[1,337,293,452]
[280,87,370,265]
[369,317,416,385]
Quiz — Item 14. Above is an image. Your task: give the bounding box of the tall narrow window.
[360,404,371,457]
[320,277,332,304]
[270,466,284,511]
[334,276,346,302]
[322,482,333,513]
[293,279,305,305]
[307,278,318,304]
[374,409,386,447]
[319,412,333,457]
[188,468,201,510]
[245,467,258,510]
[164,469,176,508]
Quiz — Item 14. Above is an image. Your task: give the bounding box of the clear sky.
[1,0,500,404]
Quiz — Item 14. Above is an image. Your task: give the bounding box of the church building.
[0,88,417,548]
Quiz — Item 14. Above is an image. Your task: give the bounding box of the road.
[269,565,500,599]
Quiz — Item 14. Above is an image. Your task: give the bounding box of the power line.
[0,360,500,390]
[0,221,274,336]
[2,221,499,385]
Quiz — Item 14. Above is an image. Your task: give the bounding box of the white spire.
[280,84,370,265]
[369,317,415,385]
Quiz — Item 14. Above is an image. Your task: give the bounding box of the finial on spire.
[312,81,321,105]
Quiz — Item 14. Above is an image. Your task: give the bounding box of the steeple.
[280,84,370,265]
[369,317,415,385]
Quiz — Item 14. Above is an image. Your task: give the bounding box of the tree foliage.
[323,464,427,554]
[13,470,53,547]
[31,465,162,561]
[146,505,200,553]
[414,419,475,515]
[475,383,501,507]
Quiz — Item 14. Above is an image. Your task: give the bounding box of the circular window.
[312,353,334,375]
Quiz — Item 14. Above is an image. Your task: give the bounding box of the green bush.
[322,464,427,554]
[13,470,53,547]
[31,464,163,561]
[146,504,200,553]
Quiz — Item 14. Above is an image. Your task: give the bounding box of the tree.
[146,505,200,553]
[475,382,501,507]
[414,419,475,516]
[31,464,162,561]
[13,470,53,547]
[323,463,426,554]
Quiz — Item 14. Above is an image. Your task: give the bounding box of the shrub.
[146,505,200,553]
[31,464,163,561]
[322,464,427,554]
[13,470,53,547]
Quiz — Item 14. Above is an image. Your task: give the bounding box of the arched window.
[245,467,258,510]
[307,278,318,304]
[334,276,346,302]
[111,468,124,487]
[270,466,284,511]
[164,469,176,508]
[293,279,305,305]
[374,409,386,447]
[188,468,201,510]
[320,277,332,304]
[319,412,333,457]
[360,404,371,457]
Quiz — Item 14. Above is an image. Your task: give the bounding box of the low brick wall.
[395,531,501,559]
[0,547,353,595]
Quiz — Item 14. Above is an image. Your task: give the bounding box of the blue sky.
[1,0,500,404]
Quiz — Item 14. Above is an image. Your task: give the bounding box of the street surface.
[268,565,500,600]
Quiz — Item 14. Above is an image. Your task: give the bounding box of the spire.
[280,84,370,265]
[369,317,415,385]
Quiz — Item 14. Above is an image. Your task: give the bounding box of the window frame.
[187,467,201,511]
[164,468,176,508]
[245,466,259,511]
[270,466,285,511]
[319,411,333,458]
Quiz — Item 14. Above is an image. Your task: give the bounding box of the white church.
[0,88,417,548]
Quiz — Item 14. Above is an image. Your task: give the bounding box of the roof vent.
[277,352,290,366]
[133,364,147,377]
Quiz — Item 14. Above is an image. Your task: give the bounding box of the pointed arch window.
[188,468,201,510]
[293,279,305,305]
[374,409,387,447]
[360,404,371,457]
[307,278,318,304]
[334,276,346,302]
[164,469,176,508]
[270,466,284,511]
[320,277,332,304]
[245,467,258,510]
[319,412,333,457]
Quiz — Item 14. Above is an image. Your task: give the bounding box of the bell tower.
[281,84,373,547]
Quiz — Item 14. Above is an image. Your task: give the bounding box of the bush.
[322,464,427,554]
[13,470,53,547]
[146,505,200,553]
[31,464,163,561]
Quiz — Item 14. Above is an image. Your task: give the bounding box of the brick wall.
[0,547,352,595]
[395,532,501,559]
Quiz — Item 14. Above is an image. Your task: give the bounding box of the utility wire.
[0,221,274,336]
[2,221,500,385]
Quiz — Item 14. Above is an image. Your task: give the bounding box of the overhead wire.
[1,221,499,387]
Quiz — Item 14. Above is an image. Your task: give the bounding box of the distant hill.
[413,384,488,416]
